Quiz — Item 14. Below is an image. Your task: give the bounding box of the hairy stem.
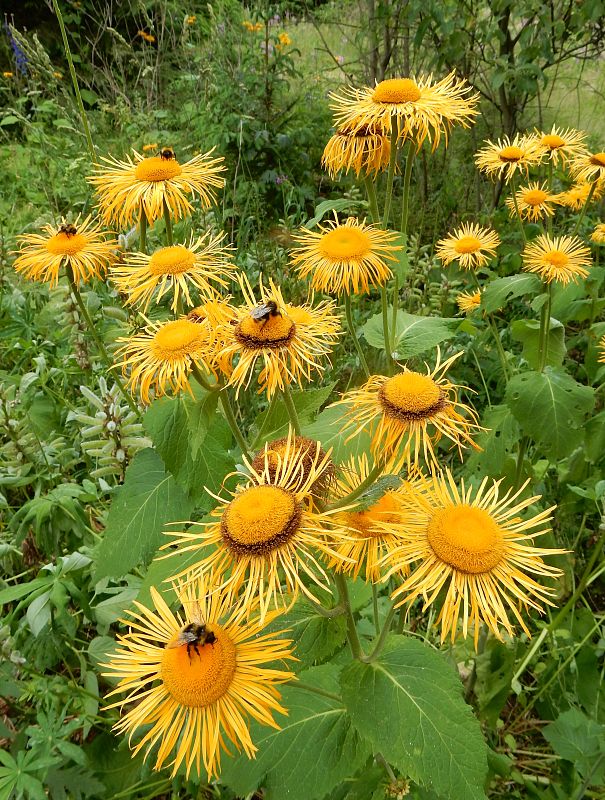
[334,572,364,659]
[328,461,385,511]
[281,382,301,435]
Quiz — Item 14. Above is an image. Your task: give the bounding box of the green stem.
[328,461,385,511]
[510,176,527,245]
[307,599,346,619]
[572,182,597,236]
[382,121,399,228]
[375,752,397,783]
[381,286,394,373]
[51,0,95,163]
[219,387,252,460]
[66,266,139,416]
[372,584,380,635]
[163,199,173,246]
[139,209,148,254]
[364,604,396,662]
[538,282,553,372]
[189,362,215,392]
[399,141,415,237]
[281,382,301,435]
[334,572,364,659]
[344,293,370,378]
[291,681,342,703]
[487,313,510,381]
[364,175,381,224]
[512,521,605,686]
[513,435,529,491]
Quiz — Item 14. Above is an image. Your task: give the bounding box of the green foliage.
[363,309,460,356]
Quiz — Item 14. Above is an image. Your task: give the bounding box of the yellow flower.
[571,151,605,183]
[475,134,541,182]
[291,216,401,296]
[137,30,156,43]
[110,233,235,312]
[186,15,196,24]
[250,432,335,498]
[557,181,604,210]
[88,148,226,228]
[187,298,237,377]
[117,317,215,404]
[218,277,341,399]
[598,335,605,362]
[591,223,605,245]
[535,125,587,165]
[330,72,479,149]
[278,32,291,46]
[322,122,391,178]
[505,181,558,221]
[385,471,564,647]
[103,577,295,779]
[13,216,118,288]
[2,71,14,78]
[327,454,412,582]
[165,431,354,620]
[142,142,158,152]
[456,290,481,314]
[334,351,481,472]
[522,234,591,285]
[435,222,500,270]
[53,71,63,79]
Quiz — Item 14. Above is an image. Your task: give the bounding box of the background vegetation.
[1,1,605,798]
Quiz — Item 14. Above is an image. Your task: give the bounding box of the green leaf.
[265,600,347,669]
[354,475,402,511]
[464,405,520,479]
[510,318,566,369]
[220,665,372,800]
[306,199,362,228]
[94,449,194,579]
[543,709,605,782]
[340,637,488,800]
[481,274,541,314]
[505,368,595,458]
[251,384,335,448]
[303,404,371,464]
[584,410,605,464]
[474,639,516,727]
[363,310,459,358]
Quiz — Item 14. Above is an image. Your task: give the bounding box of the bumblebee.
[59,223,78,237]
[167,622,216,658]
[250,300,280,327]
[159,146,176,161]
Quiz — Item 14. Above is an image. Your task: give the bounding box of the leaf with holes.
[505,368,594,458]
[363,310,459,357]
[510,318,566,369]
[340,636,488,800]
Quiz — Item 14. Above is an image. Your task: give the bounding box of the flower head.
[13,215,118,287]
[250,431,335,498]
[322,123,391,178]
[385,471,564,647]
[277,32,291,46]
[165,434,353,620]
[557,181,604,210]
[218,277,341,398]
[522,234,591,285]
[327,454,412,582]
[475,134,541,182]
[291,217,401,295]
[535,125,587,165]
[103,578,294,779]
[334,351,481,472]
[435,222,500,270]
[118,317,215,404]
[110,233,235,312]
[329,72,479,149]
[571,151,605,184]
[456,289,481,315]
[506,181,558,221]
[591,223,605,245]
[89,148,225,227]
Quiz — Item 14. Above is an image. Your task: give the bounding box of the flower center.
[46,231,87,256]
[541,134,565,149]
[346,491,401,539]
[523,189,548,205]
[372,78,421,104]
[251,435,330,488]
[161,624,236,707]
[454,235,482,254]
[426,504,505,574]
[134,156,183,182]
[319,226,372,260]
[221,485,302,555]
[543,250,569,268]
[379,372,446,420]
[235,312,295,349]
[149,245,196,276]
[590,152,605,167]
[151,319,206,358]
[498,146,523,162]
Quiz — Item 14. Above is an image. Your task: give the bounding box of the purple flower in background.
[4,23,27,75]
[217,22,225,35]
[336,55,344,65]
[260,41,274,54]
[275,174,289,185]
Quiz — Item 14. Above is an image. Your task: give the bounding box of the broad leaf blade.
[363,311,459,358]
[481,274,541,313]
[340,637,488,800]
